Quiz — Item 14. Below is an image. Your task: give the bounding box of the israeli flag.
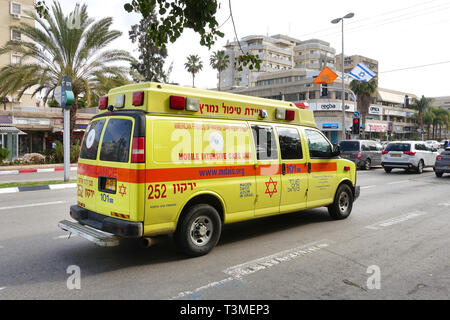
[349,63,376,82]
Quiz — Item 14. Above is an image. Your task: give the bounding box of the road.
[0,168,449,300]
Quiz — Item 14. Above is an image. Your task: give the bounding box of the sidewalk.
[0,163,78,175]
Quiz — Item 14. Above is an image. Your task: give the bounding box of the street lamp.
[331,12,354,141]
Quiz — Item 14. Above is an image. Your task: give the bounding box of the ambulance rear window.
[99,118,133,163]
[80,119,106,160]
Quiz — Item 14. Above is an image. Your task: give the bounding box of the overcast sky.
[59,0,450,97]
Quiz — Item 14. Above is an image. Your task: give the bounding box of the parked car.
[434,147,450,177]
[381,141,438,173]
[425,140,440,150]
[339,140,383,170]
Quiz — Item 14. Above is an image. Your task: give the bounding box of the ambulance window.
[277,127,303,160]
[99,118,133,163]
[80,119,106,160]
[251,125,278,160]
[305,129,332,158]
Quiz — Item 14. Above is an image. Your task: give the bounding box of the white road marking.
[438,202,450,207]
[0,287,5,292]
[365,211,427,230]
[361,185,376,189]
[387,180,409,185]
[223,240,331,279]
[170,239,332,300]
[0,201,66,211]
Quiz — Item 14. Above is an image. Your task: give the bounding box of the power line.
[379,60,450,73]
[295,0,447,39]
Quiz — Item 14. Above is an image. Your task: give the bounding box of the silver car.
[339,140,383,170]
[381,141,438,173]
[434,147,450,177]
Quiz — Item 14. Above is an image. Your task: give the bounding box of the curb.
[0,167,77,176]
[0,183,77,194]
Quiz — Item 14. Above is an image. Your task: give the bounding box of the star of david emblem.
[265,177,278,198]
[119,184,127,197]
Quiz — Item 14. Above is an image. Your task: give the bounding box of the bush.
[54,140,64,163]
[70,142,80,163]
[0,148,10,162]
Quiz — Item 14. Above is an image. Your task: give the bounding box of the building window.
[11,30,21,41]
[11,54,21,65]
[10,2,22,15]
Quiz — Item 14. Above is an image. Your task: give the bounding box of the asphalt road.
[0,167,449,300]
[0,169,77,184]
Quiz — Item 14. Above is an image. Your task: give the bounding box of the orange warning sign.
[313,67,338,85]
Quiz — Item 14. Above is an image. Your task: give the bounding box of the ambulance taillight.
[133,91,144,106]
[131,137,145,163]
[170,96,186,110]
[98,96,108,110]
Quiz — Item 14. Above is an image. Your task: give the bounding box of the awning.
[0,126,27,135]
[377,90,405,104]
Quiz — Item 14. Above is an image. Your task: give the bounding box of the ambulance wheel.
[328,184,353,220]
[174,204,222,257]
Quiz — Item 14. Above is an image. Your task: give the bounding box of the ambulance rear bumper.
[69,205,143,238]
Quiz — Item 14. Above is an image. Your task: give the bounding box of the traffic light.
[320,84,328,97]
[352,117,360,134]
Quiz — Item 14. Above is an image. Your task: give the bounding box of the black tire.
[435,171,444,177]
[174,204,222,257]
[416,160,424,174]
[364,159,371,170]
[384,168,392,173]
[328,184,353,220]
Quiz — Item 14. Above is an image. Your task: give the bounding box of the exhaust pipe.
[140,237,164,248]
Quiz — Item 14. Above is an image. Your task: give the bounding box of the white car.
[425,140,440,150]
[381,141,438,173]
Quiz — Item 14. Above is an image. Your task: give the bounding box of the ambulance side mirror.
[331,144,340,157]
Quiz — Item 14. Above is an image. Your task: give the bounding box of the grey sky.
[59,0,450,97]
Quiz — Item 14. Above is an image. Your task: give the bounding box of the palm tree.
[184,54,203,87]
[209,50,230,91]
[0,3,134,142]
[410,96,433,139]
[423,109,435,140]
[350,78,378,138]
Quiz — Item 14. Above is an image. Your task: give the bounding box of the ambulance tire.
[174,204,222,257]
[328,184,353,220]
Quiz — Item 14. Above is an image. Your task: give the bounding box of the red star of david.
[265,177,278,198]
[119,184,127,197]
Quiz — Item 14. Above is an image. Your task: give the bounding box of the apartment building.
[0,0,36,110]
[335,54,379,76]
[0,1,97,160]
[223,34,419,143]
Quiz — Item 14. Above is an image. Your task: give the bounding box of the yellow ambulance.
[59,82,359,256]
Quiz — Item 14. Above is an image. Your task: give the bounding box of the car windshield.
[386,143,411,152]
[339,141,360,152]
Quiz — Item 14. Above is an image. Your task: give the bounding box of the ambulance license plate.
[105,178,116,192]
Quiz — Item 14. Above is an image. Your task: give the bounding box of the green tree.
[350,78,378,137]
[0,3,134,142]
[184,54,203,87]
[410,95,433,137]
[423,109,435,140]
[129,6,169,82]
[210,50,230,91]
[36,0,262,71]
